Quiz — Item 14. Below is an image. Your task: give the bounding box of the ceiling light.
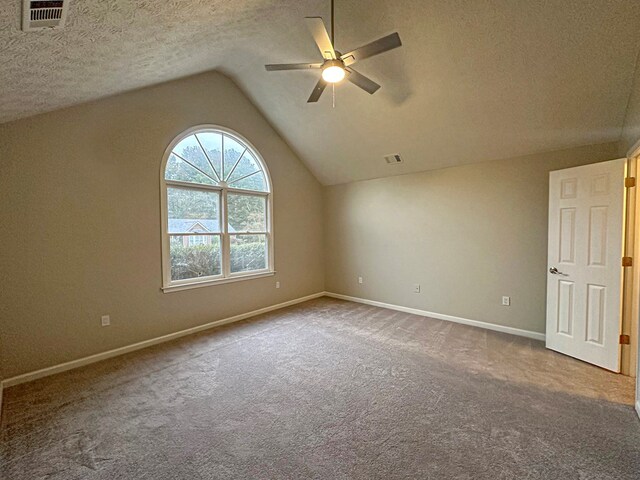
[322,63,346,83]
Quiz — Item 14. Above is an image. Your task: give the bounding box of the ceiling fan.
[265,0,402,103]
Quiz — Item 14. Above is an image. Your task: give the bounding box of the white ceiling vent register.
[22,0,70,31]
[384,154,403,164]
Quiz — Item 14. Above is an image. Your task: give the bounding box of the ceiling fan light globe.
[322,65,346,83]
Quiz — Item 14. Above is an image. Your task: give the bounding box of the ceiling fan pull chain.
[332,84,336,108]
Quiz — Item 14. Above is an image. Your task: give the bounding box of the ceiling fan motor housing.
[323,59,344,69]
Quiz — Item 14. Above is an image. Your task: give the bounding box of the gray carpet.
[1,297,639,479]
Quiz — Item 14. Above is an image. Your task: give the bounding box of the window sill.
[162,271,275,293]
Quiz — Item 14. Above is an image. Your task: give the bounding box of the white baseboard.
[325,292,546,342]
[1,292,325,389]
[4,291,635,422]
[0,290,546,391]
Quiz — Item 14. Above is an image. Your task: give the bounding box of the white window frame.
[160,125,274,293]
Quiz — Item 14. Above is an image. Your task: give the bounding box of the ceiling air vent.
[384,154,403,164]
[22,0,69,32]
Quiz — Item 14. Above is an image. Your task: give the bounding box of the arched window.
[160,126,273,291]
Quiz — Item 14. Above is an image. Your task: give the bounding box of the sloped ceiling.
[1,1,640,185]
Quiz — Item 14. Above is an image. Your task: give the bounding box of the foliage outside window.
[161,126,273,291]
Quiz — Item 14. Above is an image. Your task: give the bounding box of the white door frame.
[626,139,640,419]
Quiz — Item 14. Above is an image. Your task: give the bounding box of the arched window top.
[164,127,270,193]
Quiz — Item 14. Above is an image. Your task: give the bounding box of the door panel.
[546,159,625,372]
[588,206,608,266]
[556,280,574,336]
[585,284,605,345]
[559,208,576,263]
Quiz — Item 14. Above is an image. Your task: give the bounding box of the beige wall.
[621,61,640,156]
[0,71,324,379]
[0,67,632,385]
[324,142,620,334]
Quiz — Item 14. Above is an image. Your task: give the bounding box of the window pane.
[228,150,260,184]
[195,132,222,180]
[230,234,267,273]
[171,136,218,183]
[168,187,220,233]
[223,135,246,181]
[227,194,266,232]
[170,235,221,280]
[165,154,217,185]
[228,170,267,192]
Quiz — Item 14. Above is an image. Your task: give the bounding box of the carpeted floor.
[1,297,639,479]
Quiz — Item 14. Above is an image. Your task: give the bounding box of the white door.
[546,159,626,372]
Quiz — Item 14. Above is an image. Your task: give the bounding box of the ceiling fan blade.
[345,68,381,95]
[305,17,336,60]
[341,32,402,67]
[265,63,323,71]
[307,78,327,103]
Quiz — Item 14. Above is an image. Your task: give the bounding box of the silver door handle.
[549,267,568,276]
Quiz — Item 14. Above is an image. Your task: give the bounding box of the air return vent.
[384,154,403,164]
[22,0,69,31]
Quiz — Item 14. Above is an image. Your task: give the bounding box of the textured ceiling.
[1,1,640,185]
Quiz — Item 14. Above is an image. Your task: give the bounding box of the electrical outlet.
[275,281,280,289]
[413,284,421,293]
[358,276,363,284]
[502,296,511,306]
[101,315,111,326]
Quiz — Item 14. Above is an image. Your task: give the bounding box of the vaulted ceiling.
[1,1,640,184]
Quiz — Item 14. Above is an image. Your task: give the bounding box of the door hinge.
[625,177,636,188]
[620,334,630,345]
[622,256,633,267]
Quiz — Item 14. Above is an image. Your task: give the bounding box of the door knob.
[549,267,567,276]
